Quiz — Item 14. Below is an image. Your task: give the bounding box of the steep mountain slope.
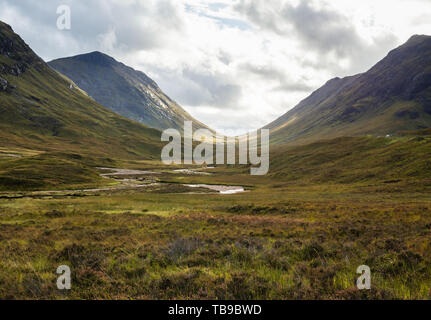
[0,21,162,160]
[266,35,431,144]
[48,52,210,132]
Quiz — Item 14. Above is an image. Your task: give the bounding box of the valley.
[1,19,431,300]
[0,132,430,299]
[1,157,431,299]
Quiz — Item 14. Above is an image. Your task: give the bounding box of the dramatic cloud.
[0,0,430,135]
[234,0,398,74]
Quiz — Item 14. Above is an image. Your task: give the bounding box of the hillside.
[49,52,210,132]
[269,134,431,186]
[0,21,164,190]
[0,21,162,159]
[266,35,431,144]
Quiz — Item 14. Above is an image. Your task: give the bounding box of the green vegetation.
[270,135,431,185]
[0,21,162,161]
[0,152,112,191]
[1,20,431,300]
[0,65,163,159]
[0,134,430,300]
[1,173,430,299]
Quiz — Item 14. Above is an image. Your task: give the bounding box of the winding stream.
[0,167,246,198]
[99,167,246,194]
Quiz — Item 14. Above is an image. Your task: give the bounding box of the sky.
[1,0,431,135]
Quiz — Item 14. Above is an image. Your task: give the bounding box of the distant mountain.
[0,21,162,159]
[266,35,431,144]
[48,52,210,132]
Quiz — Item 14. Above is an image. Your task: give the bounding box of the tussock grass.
[0,182,430,299]
[0,134,430,299]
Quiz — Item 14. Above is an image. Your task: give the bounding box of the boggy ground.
[0,169,430,300]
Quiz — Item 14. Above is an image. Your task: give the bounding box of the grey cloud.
[240,63,313,92]
[235,0,398,74]
[0,0,410,134]
[217,50,233,65]
[182,68,243,108]
[282,1,361,58]
[235,0,361,56]
[271,82,314,92]
[234,0,283,34]
[0,0,243,113]
[0,0,184,60]
[144,66,242,110]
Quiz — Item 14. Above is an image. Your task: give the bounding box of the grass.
[0,152,112,191]
[0,133,430,300]
[270,135,431,186]
[0,181,430,299]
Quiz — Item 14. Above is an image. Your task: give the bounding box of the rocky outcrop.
[0,21,40,80]
[0,77,8,91]
[0,22,38,92]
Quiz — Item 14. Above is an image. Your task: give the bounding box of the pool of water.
[185,184,245,194]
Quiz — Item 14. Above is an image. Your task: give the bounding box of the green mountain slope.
[48,52,210,132]
[0,21,162,159]
[0,21,165,190]
[266,35,431,144]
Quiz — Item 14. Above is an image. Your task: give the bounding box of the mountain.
[0,21,162,160]
[48,52,210,132]
[266,35,431,144]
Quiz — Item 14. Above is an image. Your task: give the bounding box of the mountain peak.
[49,51,212,132]
[0,20,13,32]
[406,34,431,43]
[266,33,431,144]
[0,20,42,76]
[398,34,431,50]
[87,51,111,58]
[71,51,116,67]
[0,21,35,59]
[0,20,163,162]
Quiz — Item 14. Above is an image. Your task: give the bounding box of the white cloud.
[0,0,431,135]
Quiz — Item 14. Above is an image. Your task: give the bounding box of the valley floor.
[0,165,430,299]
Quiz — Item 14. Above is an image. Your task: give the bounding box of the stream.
[98,167,246,194]
[0,167,246,199]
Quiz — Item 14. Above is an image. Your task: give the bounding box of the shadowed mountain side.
[0,21,163,160]
[49,52,211,132]
[266,35,431,145]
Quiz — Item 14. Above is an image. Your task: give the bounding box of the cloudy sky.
[1,0,431,135]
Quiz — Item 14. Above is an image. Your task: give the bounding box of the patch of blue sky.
[185,3,252,31]
[211,15,252,30]
[208,2,229,12]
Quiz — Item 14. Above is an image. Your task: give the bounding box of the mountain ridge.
[0,20,162,160]
[48,51,211,132]
[266,34,431,144]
